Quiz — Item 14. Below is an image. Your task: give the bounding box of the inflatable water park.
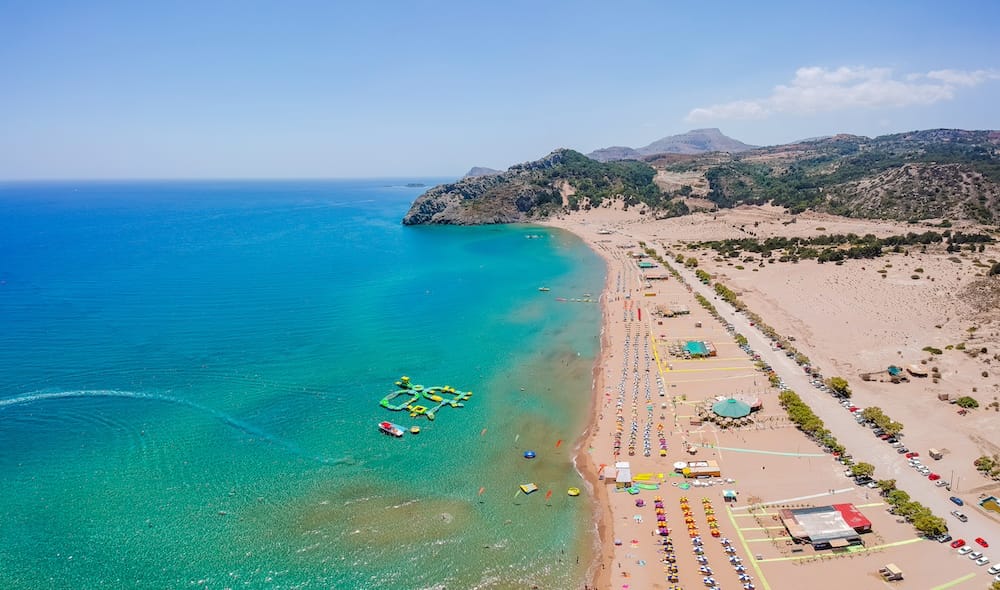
[378,375,473,423]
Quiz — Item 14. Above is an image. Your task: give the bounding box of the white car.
[976,557,991,566]
[988,564,1000,575]
[969,551,983,560]
[958,546,973,555]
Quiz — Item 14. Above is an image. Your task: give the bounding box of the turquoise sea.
[0,180,604,589]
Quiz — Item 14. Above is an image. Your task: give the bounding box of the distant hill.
[588,128,756,162]
[463,166,502,178]
[403,129,1000,225]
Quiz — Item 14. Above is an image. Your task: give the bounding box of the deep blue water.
[0,180,604,589]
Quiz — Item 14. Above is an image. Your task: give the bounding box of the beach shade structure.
[712,398,752,419]
[523,450,536,459]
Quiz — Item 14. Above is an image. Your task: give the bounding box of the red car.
[928,473,941,481]
[976,537,989,548]
[906,452,919,458]
[951,539,966,549]
[848,406,860,412]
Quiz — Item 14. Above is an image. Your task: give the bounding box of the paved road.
[671,261,1000,551]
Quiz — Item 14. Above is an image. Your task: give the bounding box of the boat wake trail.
[0,389,350,466]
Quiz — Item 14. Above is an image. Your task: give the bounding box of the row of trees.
[880,483,949,536]
[859,406,904,436]
[824,376,852,398]
[708,278,810,367]
[694,229,993,265]
[778,390,845,455]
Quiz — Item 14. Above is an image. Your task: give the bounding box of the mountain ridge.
[588,128,756,162]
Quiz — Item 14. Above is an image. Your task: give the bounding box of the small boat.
[378,421,404,437]
[410,426,421,434]
[567,487,581,497]
[538,287,550,292]
[519,483,538,494]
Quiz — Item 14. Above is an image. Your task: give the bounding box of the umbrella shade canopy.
[712,398,752,418]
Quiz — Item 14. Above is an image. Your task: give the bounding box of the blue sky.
[2,0,998,179]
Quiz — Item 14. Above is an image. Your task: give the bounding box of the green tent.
[712,398,751,418]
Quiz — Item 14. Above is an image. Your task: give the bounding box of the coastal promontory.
[402,149,682,225]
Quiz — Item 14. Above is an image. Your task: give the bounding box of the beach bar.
[779,504,871,549]
[678,460,720,478]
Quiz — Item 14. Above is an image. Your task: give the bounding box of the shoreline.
[553,219,627,590]
[576,255,614,590]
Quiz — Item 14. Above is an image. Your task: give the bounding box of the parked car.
[969,550,983,560]
[928,473,941,481]
[936,480,951,487]
[977,556,991,566]
[952,510,969,522]
[905,452,919,458]
[897,447,909,454]
[951,496,965,506]
[937,534,953,543]
[958,546,974,555]
[977,538,989,548]
[952,538,966,548]
[988,564,1000,575]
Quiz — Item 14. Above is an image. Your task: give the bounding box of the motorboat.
[378,421,404,437]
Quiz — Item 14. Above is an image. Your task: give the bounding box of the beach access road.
[672,261,1000,549]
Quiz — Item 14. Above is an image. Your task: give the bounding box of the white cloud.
[686,66,998,122]
[925,68,1000,86]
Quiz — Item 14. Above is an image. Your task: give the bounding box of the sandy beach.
[549,203,1000,590]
